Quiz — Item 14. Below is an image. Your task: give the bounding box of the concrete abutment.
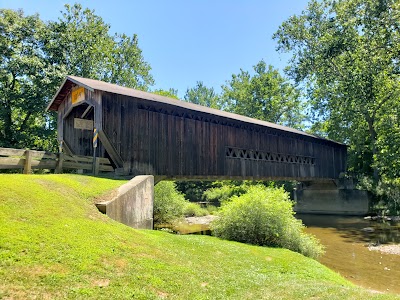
[96,175,154,229]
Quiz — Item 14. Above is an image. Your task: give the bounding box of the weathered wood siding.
[63,105,93,156]
[101,92,346,180]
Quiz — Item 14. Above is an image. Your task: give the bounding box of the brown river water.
[299,214,400,294]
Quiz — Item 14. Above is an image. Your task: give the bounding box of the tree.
[221,60,304,129]
[154,181,187,225]
[105,33,154,90]
[0,9,62,150]
[273,0,400,179]
[0,5,154,151]
[46,3,154,90]
[184,81,221,109]
[153,88,179,99]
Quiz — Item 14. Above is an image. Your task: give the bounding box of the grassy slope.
[0,174,398,300]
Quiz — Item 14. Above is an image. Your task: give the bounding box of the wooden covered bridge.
[47,76,369,228]
[47,75,347,181]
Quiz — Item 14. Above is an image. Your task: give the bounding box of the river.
[299,214,400,294]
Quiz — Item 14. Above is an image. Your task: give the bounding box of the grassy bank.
[0,174,398,299]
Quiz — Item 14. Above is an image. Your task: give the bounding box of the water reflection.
[298,214,400,294]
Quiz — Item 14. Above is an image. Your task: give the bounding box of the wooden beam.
[0,147,26,156]
[62,140,74,156]
[0,157,24,169]
[98,130,123,168]
[81,105,93,119]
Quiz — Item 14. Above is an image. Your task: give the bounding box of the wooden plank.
[0,147,26,156]
[0,147,56,160]
[0,157,24,169]
[197,117,203,176]
[63,161,92,170]
[99,165,114,172]
[29,150,57,160]
[57,103,64,141]
[168,111,174,175]
[31,160,57,169]
[178,114,184,176]
[149,110,156,174]
[63,154,110,164]
[64,154,93,163]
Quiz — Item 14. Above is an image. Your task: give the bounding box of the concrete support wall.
[294,180,369,215]
[96,175,154,229]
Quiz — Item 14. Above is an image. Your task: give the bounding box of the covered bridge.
[47,75,347,181]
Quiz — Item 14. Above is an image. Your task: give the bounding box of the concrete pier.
[294,180,369,215]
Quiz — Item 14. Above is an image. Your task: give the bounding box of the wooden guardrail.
[0,147,114,174]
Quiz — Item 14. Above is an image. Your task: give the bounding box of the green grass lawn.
[0,174,398,299]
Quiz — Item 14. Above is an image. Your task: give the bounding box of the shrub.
[211,185,324,259]
[202,181,250,203]
[205,205,218,215]
[183,202,208,217]
[154,181,186,225]
[358,176,400,215]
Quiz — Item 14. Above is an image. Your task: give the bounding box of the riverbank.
[2,174,398,299]
[368,244,400,255]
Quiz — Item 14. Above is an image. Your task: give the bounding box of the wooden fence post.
[94,157,100,175]
[23,150,32,174]
[55,153,64,174]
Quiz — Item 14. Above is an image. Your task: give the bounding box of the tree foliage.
[0,5,153,150]
[46,4,154,90]
[184,81,221,109]
[0,9,61,150]
[154,181,187,225]
[153,88,179,99]
[274,0,400,179]
[175,181,214,202]
[221,60,304,129]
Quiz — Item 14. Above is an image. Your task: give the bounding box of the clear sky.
[1,0,310,97]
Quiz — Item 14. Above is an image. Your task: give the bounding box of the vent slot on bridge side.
[225,146,315,165]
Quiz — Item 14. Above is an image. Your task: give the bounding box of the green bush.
[358,176,400,215]
[154,181,187,225]
[205,205,218,215]
[211,185,324,259]
[183,202,208,217]
[202,181,250,203]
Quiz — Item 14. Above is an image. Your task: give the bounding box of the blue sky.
[1,0,310,97]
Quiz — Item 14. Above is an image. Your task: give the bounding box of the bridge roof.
[47,75,344,145]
